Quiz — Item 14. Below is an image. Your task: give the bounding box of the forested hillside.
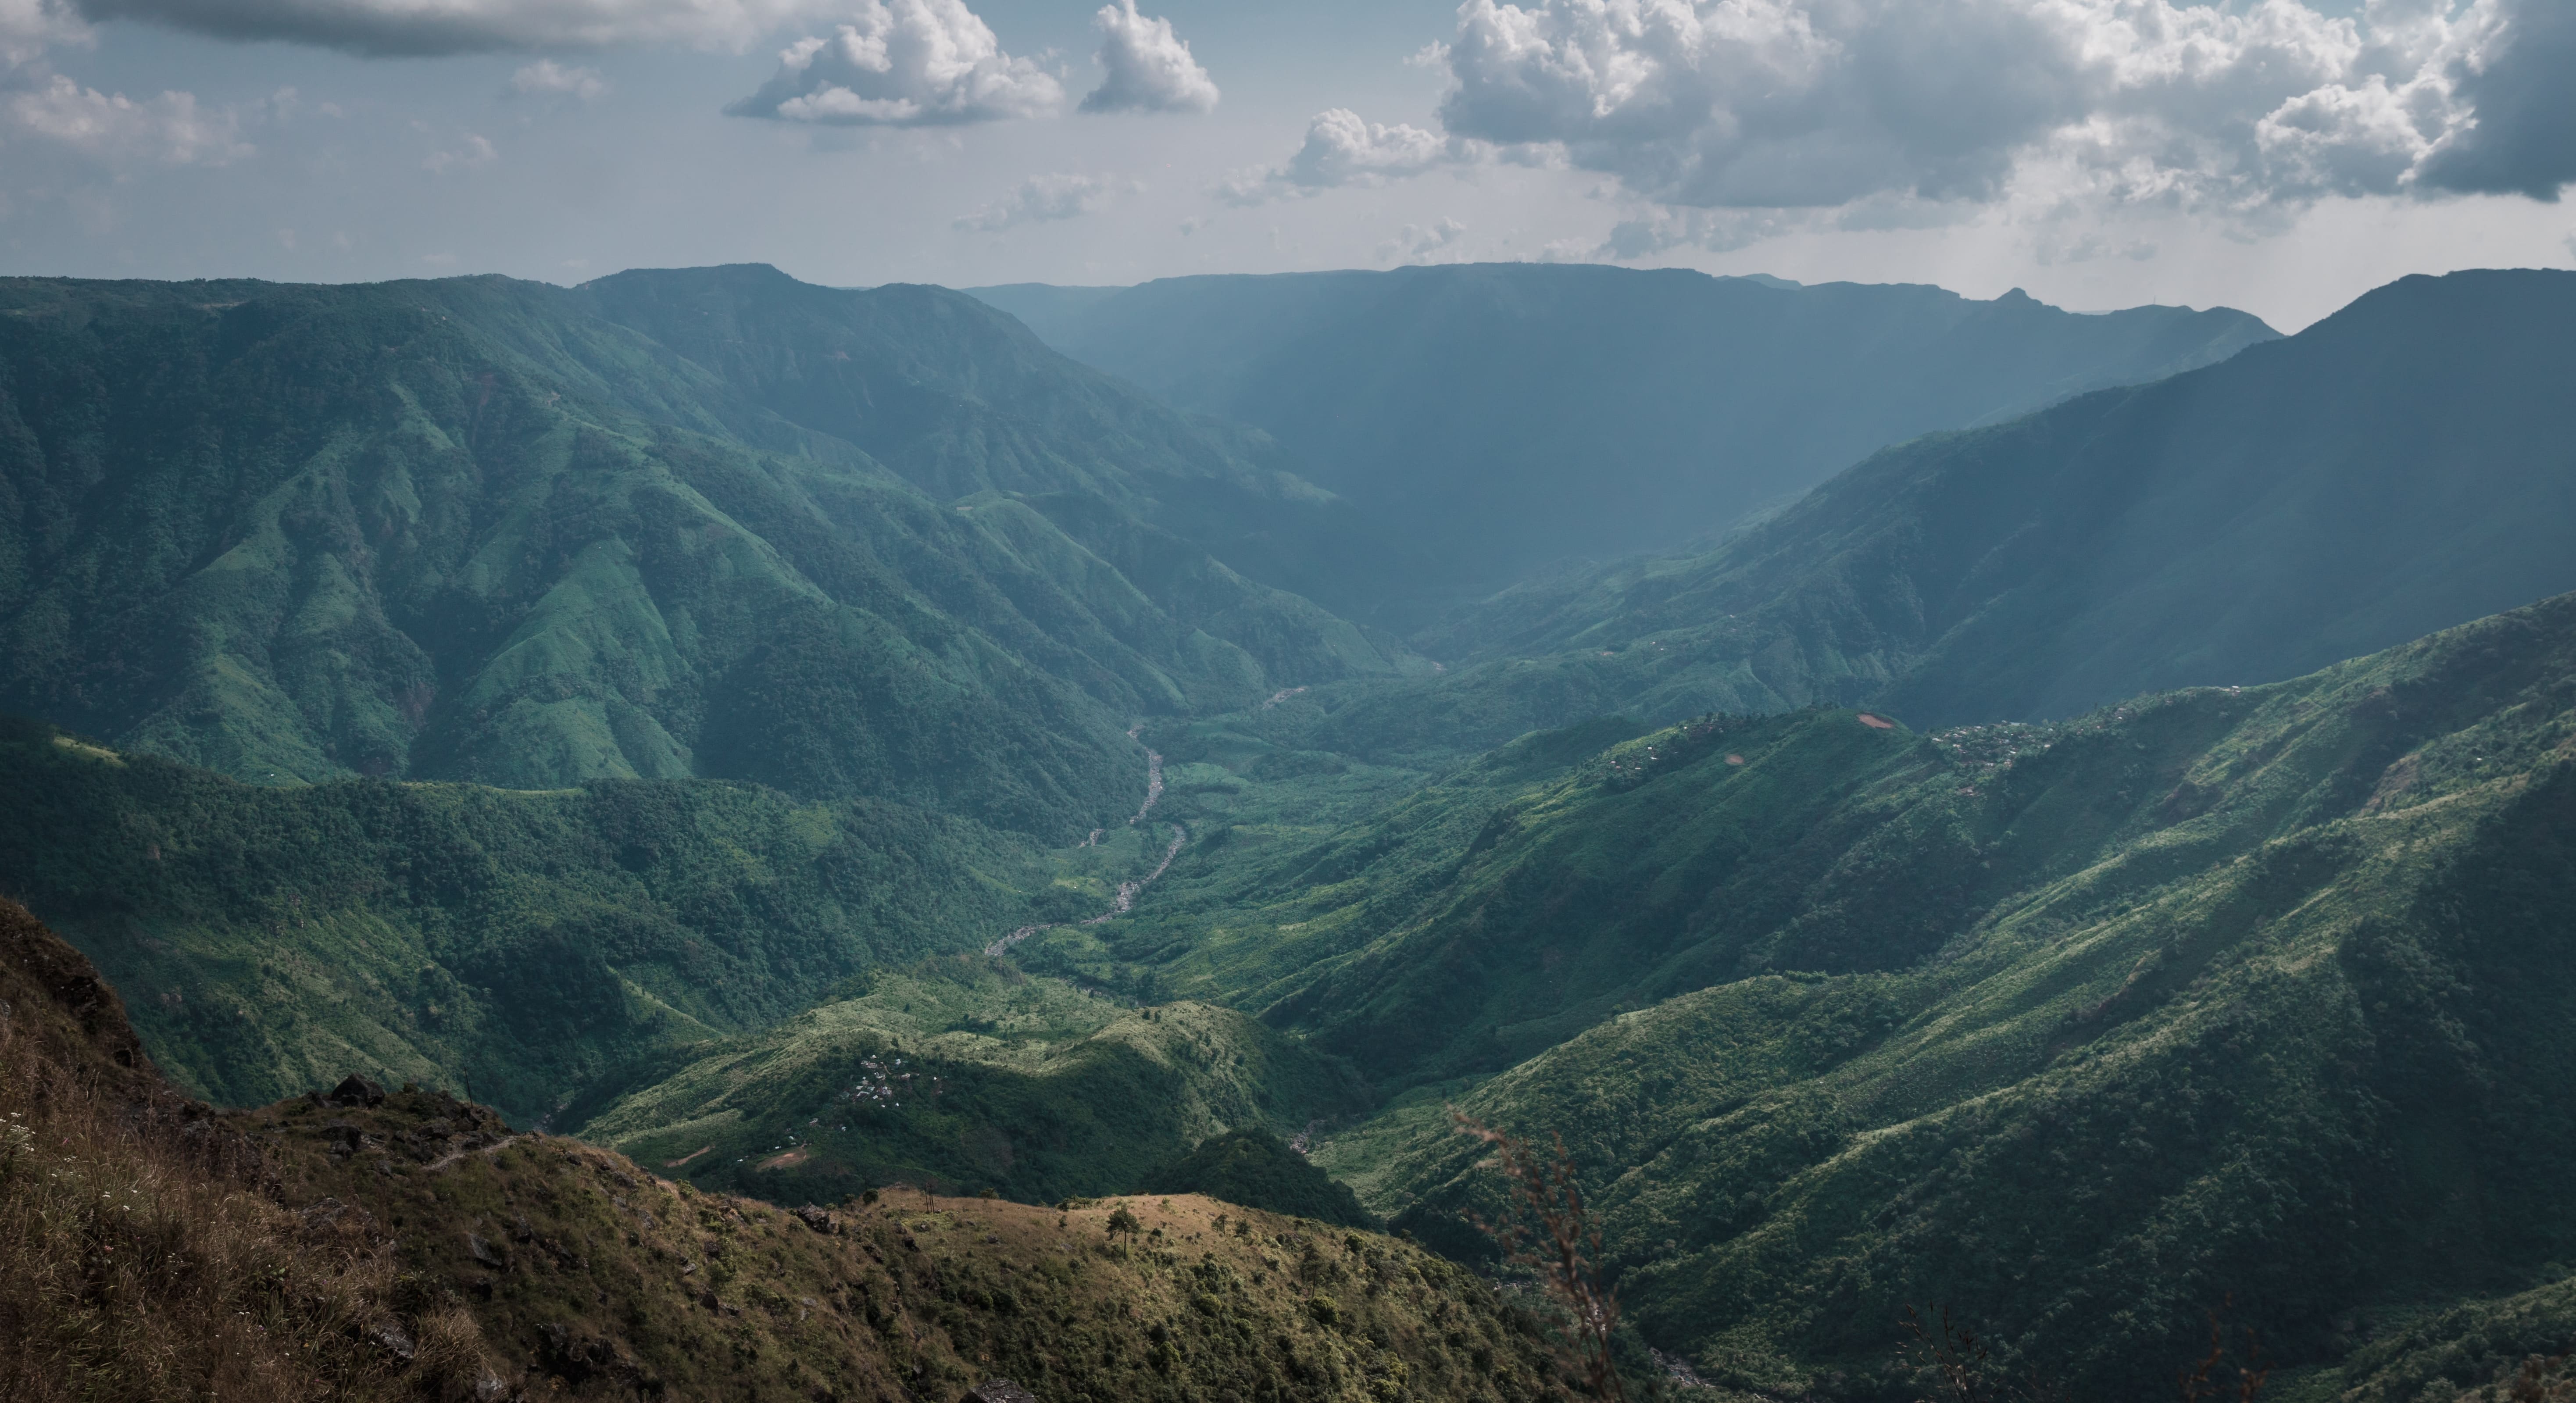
[0,272,1418,835]
[976,264,2274,621]
[1134,591,2576,1395]
[0,715,1054,1117]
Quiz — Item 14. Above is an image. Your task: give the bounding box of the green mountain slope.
[0,272,1415,834]
[973,264,2275,622]
[0,715,1058,1120]
[1416,268,2576,736]
[1143,1130,1378,1230]
[1244,592,2576,1395]
[570,956,1369,1208]
[576,265,1387,604]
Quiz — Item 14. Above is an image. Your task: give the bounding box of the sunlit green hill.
[569,957,1371,1210]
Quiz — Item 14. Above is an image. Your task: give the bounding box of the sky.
[0,0,2571,330]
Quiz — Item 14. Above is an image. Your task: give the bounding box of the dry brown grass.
[0,1004,415,1401]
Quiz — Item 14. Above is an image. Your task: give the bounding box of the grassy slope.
[570,957,1372,1208]
[1273,593,2576,1395]
[0,895,1576,1403]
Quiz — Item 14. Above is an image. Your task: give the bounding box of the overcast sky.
[0,0,2569,329]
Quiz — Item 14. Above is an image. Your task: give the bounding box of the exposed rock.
[963,1380,1038,1403]
[466,1232,510,1270]
[327,1074,386,1107]
[793,1204,840,1234]
[368,1320,416,1360]
[539,1322,644,1385]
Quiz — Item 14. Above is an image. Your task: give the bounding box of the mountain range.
[974,264,2276,624]
[5,259,2576,1402]
[0,269,1415,836]
[1256,268,2576,763]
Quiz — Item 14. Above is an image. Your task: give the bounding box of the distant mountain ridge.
[0,269,1420,834]
[1281,268,2576,753]
[973,263,2277,624]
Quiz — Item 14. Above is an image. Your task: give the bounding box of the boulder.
[327,1074,386,1107]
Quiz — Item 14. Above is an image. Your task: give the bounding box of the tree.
[1454,1113,1625,1402]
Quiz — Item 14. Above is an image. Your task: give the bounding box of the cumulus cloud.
[2416,0,2576,200]
[1222,107,1461,203]
[726,0,1058,126]
[69,0,836,56]
[953,171,1115,231]
[7,74,249,163]
[0,0,87,64]
[1261,0,2576,221]
[1080,0,1215,115]
[509,59,607,99]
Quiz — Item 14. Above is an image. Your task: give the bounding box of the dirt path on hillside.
[425,1134,522,1173]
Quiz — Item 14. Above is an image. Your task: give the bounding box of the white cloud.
[726,0,1059,127]
[509,59,607,99]
[1222,107,1461,203]
[6,74,250,164]
[1079,0,1215,115]
[1272,0,2574,222]
[1378,215,1468,264]
[71,0,836,56]
[423,132,496,171]
[953,171,1114,231]
[0,0,87,64]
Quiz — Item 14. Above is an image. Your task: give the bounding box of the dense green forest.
[0,714,1066,1117]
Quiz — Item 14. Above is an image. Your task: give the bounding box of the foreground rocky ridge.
[0,897,1566,1402]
